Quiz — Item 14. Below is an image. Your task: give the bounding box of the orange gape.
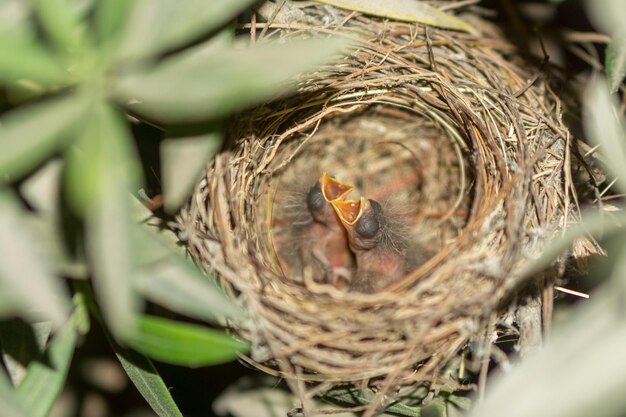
[331,199,361,224]
[314,173,354,284]
[321,173,352,202]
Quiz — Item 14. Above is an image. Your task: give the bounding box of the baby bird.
[331,197,425,293]
[279,173,353,283]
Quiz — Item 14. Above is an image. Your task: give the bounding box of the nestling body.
[332,197,425,292]
[278,173,353,283]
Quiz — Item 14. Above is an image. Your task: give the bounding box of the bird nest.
[178,2,596,411]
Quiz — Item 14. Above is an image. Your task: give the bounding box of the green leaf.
[0,374,30,417]
[447,394,471,412]
[0,190,71,327]
[127,316,249,367]
[32,0,88,54]
[16,320,77,417]
[518,208,626,279]
[18,163,85,281]
[588,0,626,39]
[468,286,626,417]
[313,0,475,33]
[324,386,422,417]
[0,0,34,37]
[0,33,69,84]
[584,77,626,193]
[0,289,19,318]
[606,35,626,92]
[76,281,184,417]
[111,340,184,417]
[65,104,142,339]
[114,37,348,124]
[0,92,90,184]
[421,398,445,417]
[19,159,62,217]
[0,320,51,386]
[214,377,310,417]
[94,0,134,45]
[116,0,257,62]
[86,186,139,341]
[134,227,244,325]
[71,295,90,336]
[589,0,626,91]
[21,214,87,279]
[64,102,140,214]
[71,0,95,18]
[160,133,222,213]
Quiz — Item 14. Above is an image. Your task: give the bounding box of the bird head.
[331,197,383,251]
[306,173,352,225]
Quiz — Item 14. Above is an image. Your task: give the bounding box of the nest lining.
[178,2,596,409]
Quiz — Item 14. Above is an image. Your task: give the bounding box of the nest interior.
[179,2,597,409]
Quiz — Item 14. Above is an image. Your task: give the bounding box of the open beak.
[321,173,352,202]
[331,197,365,225]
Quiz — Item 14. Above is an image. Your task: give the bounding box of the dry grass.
[177,3,599,415]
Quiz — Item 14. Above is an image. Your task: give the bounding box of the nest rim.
[178,3,592,404]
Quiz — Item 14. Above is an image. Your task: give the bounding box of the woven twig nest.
[178,2,596,410]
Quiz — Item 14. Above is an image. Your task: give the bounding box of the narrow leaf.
[94,0,134,45]
[21,214,87,279]
[213,379,304,417]
[518,208,626,279]
[0,320,51,386]
[112,341,184,417]
[0,92,90,183]
[127,316,249,367]
[135,263,241,326]
[313,0,475,33]
[468,288,626,417]
[16,320,76,417]
[0,374,30,417]
[421,398,445,417]
[19,159,62,217]
[587,0,626,39]
[71,292,91,336]
[324,386,421,417]
[134,226,244,324]
[0,190,71,327]
[71,0,95,18]
[64,102,140,214]
[77,281,183,417]
[0,288,19,318]
[114,37,348,124]
[0,0,34,37]
[116,0,257,62]
[161,133,222,213]
[589,0,626,90]
[32,0,88,54]
[606,35,626,92]
[584,77,626,193]
[71,105,142,339]
[86,181,139,341]
[0,33,69,84]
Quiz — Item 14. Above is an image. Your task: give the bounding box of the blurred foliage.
[2,0,626,416]
[588,0,626,91]
[312,0,475,33]
[0,0,346,416]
